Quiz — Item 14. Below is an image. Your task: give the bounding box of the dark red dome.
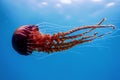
[12,25,38,55]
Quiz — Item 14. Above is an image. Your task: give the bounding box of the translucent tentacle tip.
[109,24,116,29]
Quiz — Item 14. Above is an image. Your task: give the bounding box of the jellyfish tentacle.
[27,28,116,54]
[50,18,114,42]
[47,24,115,53]
[55,25,115,41]
[83,18,106,36]
[62,18,105,36]
[97,18,106,25]
[53,32,97,47]
[63,25,115,36]
[45,36,96,53]
[46,27,115,53]
[60,28,95,40]
[45,32,96,53]
[27,23,115,53]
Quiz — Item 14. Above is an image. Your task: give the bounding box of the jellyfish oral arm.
[38,26,115,53]
[63,18,115,36]
[39,18,116,53]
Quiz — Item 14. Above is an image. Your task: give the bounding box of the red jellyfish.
[12,18,115,55]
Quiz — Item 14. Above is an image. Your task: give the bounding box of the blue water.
[0,0,120,80]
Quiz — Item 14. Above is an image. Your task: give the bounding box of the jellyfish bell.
[12,25,39,55]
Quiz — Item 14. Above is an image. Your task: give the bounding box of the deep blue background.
[0,0,120,80]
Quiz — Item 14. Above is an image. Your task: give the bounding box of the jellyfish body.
[12,18,115,55]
